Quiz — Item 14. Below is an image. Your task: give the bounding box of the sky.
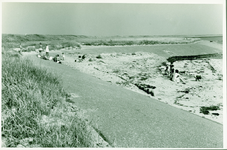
[1,1,224,36]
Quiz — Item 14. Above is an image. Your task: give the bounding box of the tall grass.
[1,51,99,147]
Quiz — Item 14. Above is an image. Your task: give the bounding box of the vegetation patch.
[1,50,103,147]
[2,34,202,51]
[167,53,222,63]
[96,54,103,59]
[200,105,220,115]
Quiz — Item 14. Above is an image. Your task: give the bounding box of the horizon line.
[2,33,223,37]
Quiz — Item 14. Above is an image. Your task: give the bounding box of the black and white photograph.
[1,0,226,148]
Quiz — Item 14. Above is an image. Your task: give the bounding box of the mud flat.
[63,49,223,124]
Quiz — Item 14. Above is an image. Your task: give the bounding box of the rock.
[195,75,202,81]
[17,144,25,148]
[145,88,149,93]
[200,107,210,115]
[148,89,154,96]
[212,113,219,116]
[82,54,86,59]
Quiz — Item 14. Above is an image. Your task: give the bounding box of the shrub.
[200,105,220,115]
[82,54,86,59]
[112,69,120,74]
[125,41,134,45]
[96,54,102,59]
[200,107,210,115]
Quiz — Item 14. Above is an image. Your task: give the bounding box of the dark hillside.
[167,53,222,63]
[2,34,89,43]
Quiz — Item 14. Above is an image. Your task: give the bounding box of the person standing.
[165,62,170,75]
[19,43,23,55]
[39,43,43,55]
[170,62,174,80]
[173,69,185,84]
[45,45,49,57]
[62,53,65,60]
[173,69,180,83]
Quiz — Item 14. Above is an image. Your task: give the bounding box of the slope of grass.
[1,50,99,147]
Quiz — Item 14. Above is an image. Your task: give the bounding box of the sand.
[62,51,223,124]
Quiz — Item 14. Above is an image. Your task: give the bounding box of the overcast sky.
[1,2,224,36]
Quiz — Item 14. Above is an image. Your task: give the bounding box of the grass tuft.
[2,51,100,147]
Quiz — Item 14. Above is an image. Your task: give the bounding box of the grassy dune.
[2,34,82,50]
[1,50,99,147]
[2,34,202,51]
